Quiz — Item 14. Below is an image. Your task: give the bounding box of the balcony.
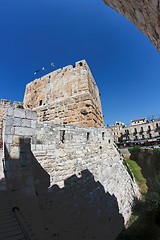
[147,128,151,134]
[155,126,160,132]
[139,129,143,135]
[133,131,137,136]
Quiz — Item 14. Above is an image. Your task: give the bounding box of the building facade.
[109,118,160,147]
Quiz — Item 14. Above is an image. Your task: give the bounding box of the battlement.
[24,60,104,128]
[0,99,23,108]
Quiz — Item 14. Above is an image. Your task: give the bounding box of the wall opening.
[60,130,65,143]
[87,132,90,141]
[39,100,43,106]
[102,132,104,140]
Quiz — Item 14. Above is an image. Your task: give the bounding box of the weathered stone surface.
[23,60,104,128]
[0,101,23,145]
[3,108,140,226]
[103,0,160,51]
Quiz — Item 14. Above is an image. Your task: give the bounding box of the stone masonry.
[103,0,160,51]
[23,60,104,128]
[1,60,141,239]
[3,107,140,226]
[0,99,23,147]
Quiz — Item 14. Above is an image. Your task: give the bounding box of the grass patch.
[126,159,147,194]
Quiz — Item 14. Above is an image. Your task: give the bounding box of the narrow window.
[60,130,65,143]
[79,62,83,66]
[102,132,104,140]
[156,123,158,128]
[39,100,42,106]
[87,132,90,141]
[108,139,111,144]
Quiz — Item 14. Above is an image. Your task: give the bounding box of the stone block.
[22,119,31,128]
[6,107,14,116]
[14,127,25,136]
[4,126,14,135]
[23,128,34,136]
[13,117,22,127]
[5,117,13,126]
[35,144,43,151]
[25,110,37,120]
[14,108,25,118]
[4,134,13,144]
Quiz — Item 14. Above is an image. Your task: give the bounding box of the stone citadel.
[24,60,104,128]
[0,60,140,240]
[0,0,159,238]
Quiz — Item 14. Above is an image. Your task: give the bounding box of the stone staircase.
[0,191,38,240]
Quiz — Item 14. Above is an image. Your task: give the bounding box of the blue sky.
[0,0,160,125]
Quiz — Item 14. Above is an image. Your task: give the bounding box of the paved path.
[0,190,39,240]
[0,149,38,240]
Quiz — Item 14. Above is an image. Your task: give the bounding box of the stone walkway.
[0,190,39,240]
[0,149,38,240]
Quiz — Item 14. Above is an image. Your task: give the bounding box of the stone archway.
[103,0,160,51]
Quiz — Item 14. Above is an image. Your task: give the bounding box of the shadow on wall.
[39,170,124,240]
[3,138,125,240]
[4,138,50,194]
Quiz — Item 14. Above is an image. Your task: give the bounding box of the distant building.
[109,118,160,147]
[131,118,147,126]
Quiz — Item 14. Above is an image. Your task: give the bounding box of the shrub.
[16,105,24,109]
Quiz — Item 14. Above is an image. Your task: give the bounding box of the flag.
[34,69,40,75]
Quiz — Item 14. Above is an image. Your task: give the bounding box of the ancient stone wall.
[0,99,23,147]
[0,99,11,147]
[103,0,160,51]
[23,60,104,127]
[3,107,140,225]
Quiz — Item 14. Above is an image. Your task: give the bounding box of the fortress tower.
[23,60,104,127]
